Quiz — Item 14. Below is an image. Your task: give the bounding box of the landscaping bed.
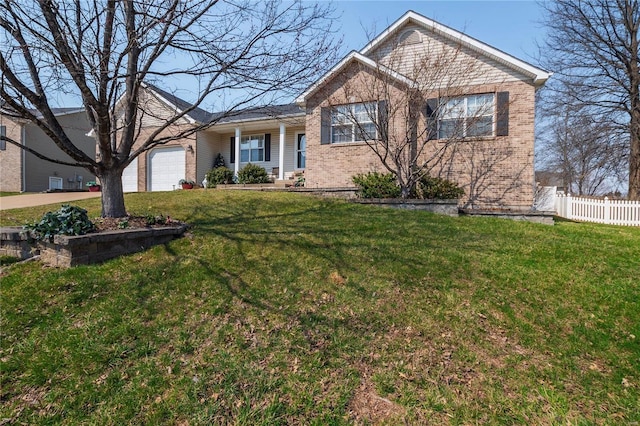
[1,215,188,268]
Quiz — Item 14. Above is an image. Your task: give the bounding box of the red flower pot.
[181,183,194,190]
[88,185,101,192]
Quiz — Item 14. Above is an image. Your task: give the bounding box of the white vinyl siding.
[368,24,528,87]
[122,157,138,192]
[220,126,303,176]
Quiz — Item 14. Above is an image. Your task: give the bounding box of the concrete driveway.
[0,192,101,210]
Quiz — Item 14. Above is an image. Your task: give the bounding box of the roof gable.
[295,51,415,105]
[142,83,213,124]
[361,10,551,85]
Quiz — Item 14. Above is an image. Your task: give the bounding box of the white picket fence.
[555,193,640,226]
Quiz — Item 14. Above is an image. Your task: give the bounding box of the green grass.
[0,192,23,197]
[1,190,639,424]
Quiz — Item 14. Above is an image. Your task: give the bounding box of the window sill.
[435,135,500,143]
[329,141,371,147]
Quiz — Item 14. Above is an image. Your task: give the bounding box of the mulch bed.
[92,216,183,232]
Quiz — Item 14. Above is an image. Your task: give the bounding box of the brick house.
[296,11,551,209]
[0,106,96,193]
[118,10,550,210]
[3,10,550,210]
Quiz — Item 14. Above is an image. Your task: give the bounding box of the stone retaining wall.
[0,227,34,259]
[353,199,460,216]
[1,225,187,267]
[459,209,555,225]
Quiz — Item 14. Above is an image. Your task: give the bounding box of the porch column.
[234,127,241,176]
[278,123,285,180]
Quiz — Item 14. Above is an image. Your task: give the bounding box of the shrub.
[416,175,464,199]
[23,204,95,242]
[212,153,226,169]
[352,172,401,198]
[237,163,271,184]
[205,166,234,187]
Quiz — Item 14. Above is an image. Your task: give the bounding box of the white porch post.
[278,123,285,180]
[234,127,241,176]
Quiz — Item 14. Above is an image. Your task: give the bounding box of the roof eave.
[143,83,198,125]
[296,51,415,103]
[360,10,551,88]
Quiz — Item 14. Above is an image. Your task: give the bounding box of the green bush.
[205,166,234,187]
[352,172,401,198]
[237,163,271,184]
[212,153,226,169]
[416,175,464,199]
[23,204,95,242]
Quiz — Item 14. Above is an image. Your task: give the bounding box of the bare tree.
[322,34,523,208]
[0,0,337,217]
[537,104,628,195]
[539,0,640,199]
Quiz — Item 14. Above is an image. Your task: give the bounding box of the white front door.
[122,157,138,192]
[148,146,186,191]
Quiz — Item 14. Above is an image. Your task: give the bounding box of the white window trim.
[331,102,378,144]
[438,93,496,139]
[240,134,265,163]
[294,132,306,170]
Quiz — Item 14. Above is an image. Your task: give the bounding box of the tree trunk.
[98,168,127,217]
[400,184,412,199]
[630,123,640,200]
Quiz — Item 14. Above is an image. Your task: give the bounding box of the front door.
[296,133,306,169]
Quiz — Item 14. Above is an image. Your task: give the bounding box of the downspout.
[21,124,26,193]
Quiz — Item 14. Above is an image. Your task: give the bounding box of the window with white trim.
[438,94,495,139]
[240,134,264,162]
[331,102,377,143]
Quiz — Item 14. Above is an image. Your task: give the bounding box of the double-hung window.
[438,93,495,139]
[240,134,264,162]
[331,102,377,143]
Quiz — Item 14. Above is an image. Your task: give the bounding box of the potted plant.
[179,179,195,189]
[86,181,101,192]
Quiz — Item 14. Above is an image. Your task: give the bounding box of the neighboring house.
[0,106,96,193]
[104,10,550,209]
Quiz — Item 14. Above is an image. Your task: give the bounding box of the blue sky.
[45,1,548,107]
[331,1,545,67]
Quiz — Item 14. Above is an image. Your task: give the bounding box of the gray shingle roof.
[213,104,304,124]
[144,83,214,123]
[146,83,303,125]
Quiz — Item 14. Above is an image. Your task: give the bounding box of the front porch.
[195,107,306,186]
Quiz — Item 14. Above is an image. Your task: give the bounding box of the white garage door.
[149,146,185,191]
[122,157,138,192]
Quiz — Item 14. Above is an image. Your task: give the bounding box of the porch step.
[274,179,293,188]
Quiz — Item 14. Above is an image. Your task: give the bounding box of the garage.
[121,157,138,192]
[148,146,186,191]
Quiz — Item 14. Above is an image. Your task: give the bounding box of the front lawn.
[1,190,638,424]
